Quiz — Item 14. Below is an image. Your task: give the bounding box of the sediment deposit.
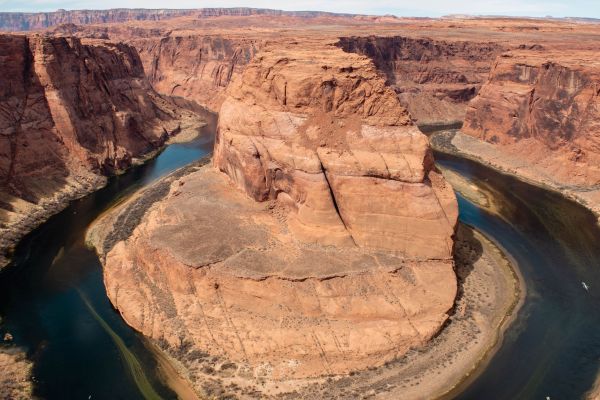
[0,347,32,400]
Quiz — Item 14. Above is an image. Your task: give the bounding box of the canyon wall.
[0,8,360,32]
[337,36,505,126]
[460,51,600,206]
[0,34,202,268]
[135,35,259,110]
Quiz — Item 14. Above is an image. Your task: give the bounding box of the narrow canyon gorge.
[1,8,600,400]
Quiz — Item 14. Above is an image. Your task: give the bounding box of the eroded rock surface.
[337,36,505,126]
[461,50,600,215]
[0,348,32,400]
[137,35,259,110]
[215,40,458,258]
[0,8,363,32]
[0,34,204,268]
[89,40,458,394]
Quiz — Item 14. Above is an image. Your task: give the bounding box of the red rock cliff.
[462,51,600,188]
[337,36,505,126]
[215,40,458,259]
[0,34,201,267]
[135,35,259,110]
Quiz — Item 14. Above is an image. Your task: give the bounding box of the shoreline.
[0,144,168,272]
[264,223,524,400]
[437,225,526,399]
[0,113,210,272]
[430,130,600,223]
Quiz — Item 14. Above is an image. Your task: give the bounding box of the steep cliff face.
[0,8,360,32]
[337,36,505,125]
[215,40,458,258]
[88,39,458,392]
[135,35,259,110]
[462,51,600,190]
[0,34,203,268]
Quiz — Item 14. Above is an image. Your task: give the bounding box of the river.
[0,119,599,399]
[0,111,215,399]
[436,152,600,400]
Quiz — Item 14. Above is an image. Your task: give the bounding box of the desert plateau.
[0,4,599,400]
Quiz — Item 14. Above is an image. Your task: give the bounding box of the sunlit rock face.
[90,39,459,389]
[215,40,458,259]
[462,50,600,190]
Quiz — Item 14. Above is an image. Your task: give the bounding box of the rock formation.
[0,8,361,32]
[214,40,457,257]
[460,50,600,215]
[136,35,259,110]
[337,36,505,126]
[0,348,32,400]
[0,34,203,268]
[89,40,458,395]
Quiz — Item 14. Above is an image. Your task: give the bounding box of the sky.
[1,0,599,18]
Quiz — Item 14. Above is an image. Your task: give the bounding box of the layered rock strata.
[214,41,458,257]
[137,35,259,110]
[0,34,204,268]
[337,36,505,126]
[90,40,459,392]
[0,8,362,32]
[460,50,600,216]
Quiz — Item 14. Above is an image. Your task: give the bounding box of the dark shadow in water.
[0,109,216,400]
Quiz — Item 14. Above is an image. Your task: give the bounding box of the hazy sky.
[1,0,599,18]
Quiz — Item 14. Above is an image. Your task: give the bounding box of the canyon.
[0,33,205,268]
[1,7,600,400]
[37,14,600,215]
[87,38,460,396]
[457,50,600,216]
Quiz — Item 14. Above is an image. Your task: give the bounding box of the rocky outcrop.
[215,40,458,257]
[337,36,505,126]
[460,50,600,215]
[89,40,458,395]
[0,34,203,268]
[0,8,361,32]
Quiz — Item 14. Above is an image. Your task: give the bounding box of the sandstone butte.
[0,33,205,268]
[89,38,459,386]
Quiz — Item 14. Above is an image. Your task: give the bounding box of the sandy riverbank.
[587,374,600,400]
[431,130,600,223]
[0,347,33,400]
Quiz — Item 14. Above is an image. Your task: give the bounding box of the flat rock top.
[147,166,408,280]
